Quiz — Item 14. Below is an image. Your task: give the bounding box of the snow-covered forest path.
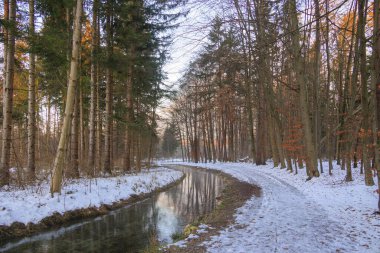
[205,166,352,253]
[162,162,379,253]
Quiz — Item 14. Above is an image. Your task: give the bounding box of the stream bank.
[0,168,184,241]
[162,166,260,253]
[0,166,228,253]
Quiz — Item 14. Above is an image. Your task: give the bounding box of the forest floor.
[0,167,183,239]
[161,161,380,253]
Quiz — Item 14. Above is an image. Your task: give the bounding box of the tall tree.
[313,0,321,171]
[88,0,98,173]
[27,0,36,180]
[50,0,83,194]
[357,0,374,186]
[0,0,16,186]
[372,0,380,210]
[103,0,113,174]
[286,0,319,178]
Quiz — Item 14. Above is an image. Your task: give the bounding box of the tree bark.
[124,48,134,171]
[96,64,102,174]
[324,0,333,175]
[358,0,374,186]
[313,0,321,165]
[88,0,98,173]
[103,0,113,174]
[3,0,9,76]
[70,88,80,178]
[0,0,16,186]
[372,0,380,211]
[287,0,319,178]
[50,0,83,194]
[27,0,36,181]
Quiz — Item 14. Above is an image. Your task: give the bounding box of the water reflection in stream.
[0,166,225,253]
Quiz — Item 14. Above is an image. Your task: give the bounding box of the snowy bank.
[161,161,380,253]
[0,167,183,226]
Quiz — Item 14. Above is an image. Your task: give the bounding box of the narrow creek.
[0,165,225,253]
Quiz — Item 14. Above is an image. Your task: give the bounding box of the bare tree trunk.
[274,119,286,168]
[95,12,102,174]
[325,0,333,175]
[136,133,141,171]
[252,0,271,166]
[193,86,199,163]
[103,0,113,174]
[124,49,134,171]
[208,109,216,163]
[269,116,279,167]
[287,0,318,178]
[313,0,321,166]
[147,109,156,167]
[3,0,9,77]
[372,0,380,211]
[88,0,98,172]
[233,0,256,163]
[79,89,84,163]
[358,0,374,186]
[70,88,80,178]
[256,99,266,165]
[96,65,102,174]
[50,0,83,194]
[27,0,36,181]
[0,0,16,186]
[177,121,185,162]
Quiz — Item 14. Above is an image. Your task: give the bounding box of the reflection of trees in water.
[22,200,161,253]
[6,166,225,253]
[162,167,224,222]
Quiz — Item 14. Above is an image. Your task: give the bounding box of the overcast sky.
[157,0,230,126]
[162,0,228,89]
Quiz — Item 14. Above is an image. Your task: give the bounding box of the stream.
[0,165,225,253]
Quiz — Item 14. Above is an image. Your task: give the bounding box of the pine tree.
[0,0,16,186]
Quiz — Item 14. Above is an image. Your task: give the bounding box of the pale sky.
[158,0,229,127]
[162,0,228,90]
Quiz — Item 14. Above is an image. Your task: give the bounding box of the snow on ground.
[161,160,380,253]
[0,167,183,226]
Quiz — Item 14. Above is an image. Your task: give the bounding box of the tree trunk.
[269,116,279,167]
[147,109,156,167]
[88,0,98,172]
[124,49,134,171]
[0,0,16,186]
[177,120,185,162]
[103,0,113,174]
[313,0,321,164]
[70,88,80,178]
[96,64,102,174]
[208,109,216,163]
[325,0,333,175]
[193,87,199,163]
[3,0,9,76]
[358,0,374,186]
[50,0,83,194]
[287,0,319,178]
[372,0,380,211]
[27,0,36,181]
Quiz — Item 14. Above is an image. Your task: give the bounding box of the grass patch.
[141,231,160,253]
[171,232,186,242]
